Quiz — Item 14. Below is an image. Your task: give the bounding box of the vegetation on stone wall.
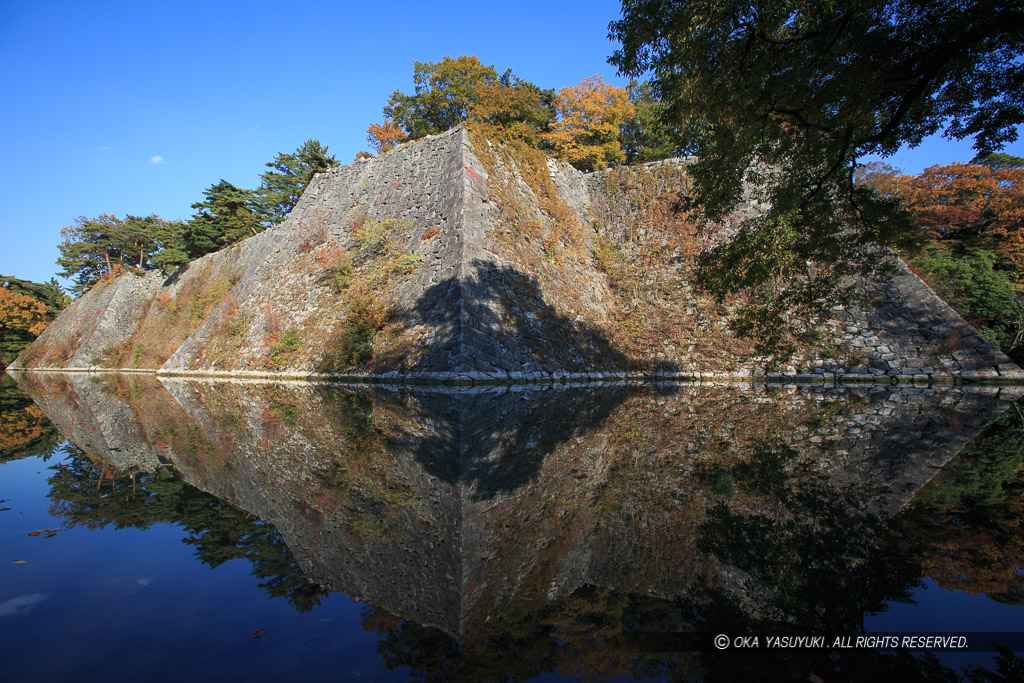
[96,262,240,370]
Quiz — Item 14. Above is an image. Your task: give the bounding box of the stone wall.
[12,126,1023,381]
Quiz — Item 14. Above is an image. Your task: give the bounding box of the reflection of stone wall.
[13,372,1020,636]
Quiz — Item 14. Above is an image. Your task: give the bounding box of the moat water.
[1,372,1023,681]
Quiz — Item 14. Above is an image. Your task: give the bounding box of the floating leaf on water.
[250,628,266,639]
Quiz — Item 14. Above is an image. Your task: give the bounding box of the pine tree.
[185,180,261,258]
[255,140,337,225]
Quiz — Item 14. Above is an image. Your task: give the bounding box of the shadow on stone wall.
[388,261,665,374]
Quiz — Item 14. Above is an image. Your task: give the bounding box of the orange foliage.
[902,163,1024,276]
[915,490,1024,600]
[542,76,634,171]
[0,404,48,452]
[469,83,550,144]
[0,287,49,337]
[366,119,407,154]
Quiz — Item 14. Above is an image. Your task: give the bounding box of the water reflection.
[8,372,1024,681]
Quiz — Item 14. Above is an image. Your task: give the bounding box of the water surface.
[2,373,1023,681]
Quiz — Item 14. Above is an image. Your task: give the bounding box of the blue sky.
[1,0,1021,286]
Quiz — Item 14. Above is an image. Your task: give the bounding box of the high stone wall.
[11,125,1023,381]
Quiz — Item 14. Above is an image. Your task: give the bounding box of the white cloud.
[149,155,166,165]
[97,146,112,151]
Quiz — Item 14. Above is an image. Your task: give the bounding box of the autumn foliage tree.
[902,163,1024,276]
[0,287,48,336]
[366,119,407,154]
[857,160,1024,354]
[468,80,555,145]
[542,76,634,172]
[0,285,50,367]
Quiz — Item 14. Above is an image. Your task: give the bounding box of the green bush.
[911,246,1020,352]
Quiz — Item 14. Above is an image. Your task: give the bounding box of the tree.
[912,247,1021,351]
[255,140,337,225]
[383,56,501,139]
[902,163,1024,276]
[148,219,190,274]
[468,78,556,146]
[56,214,184,292]
[56,214,126,291]
[186,180,262,258]
[620,80,678,164]
[0,286,49,364]
[893,162,1024,354]
[0,276,69,368]
[366,119,407,154]
[972,152,1024,170]
[542,76,634,172]
[0,275,69,316]
[609,0,1024,356]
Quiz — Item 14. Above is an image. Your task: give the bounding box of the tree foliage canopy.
[186,180,261,258]
[383,56,501,139]
[609,0,1024,355]
[368,56,558,153]
[904,163,1024,269]
[0,276,69,367]
[57,214,186,292]
[620,80,678,164]
[256,139,337,225]
[542,76,634,171]
[853,159,1024,355]
[971,152,1024,170]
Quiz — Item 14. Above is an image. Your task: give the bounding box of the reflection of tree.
[366,592,686,683]
[900,407,1024,604]
[0,376,61,461]
[46,451,329,612]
